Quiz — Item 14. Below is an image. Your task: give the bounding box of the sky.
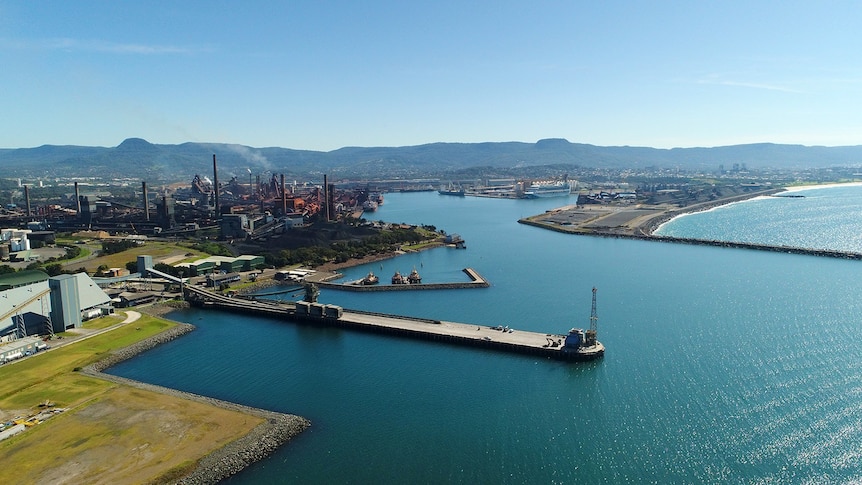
[2,1,862,151]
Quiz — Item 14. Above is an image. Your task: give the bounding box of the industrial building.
[0,270,113,340]
[173,254,265,276]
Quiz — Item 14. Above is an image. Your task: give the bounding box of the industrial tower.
[585,287,598,346]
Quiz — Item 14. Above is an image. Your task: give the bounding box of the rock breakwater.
[81,320,310,484]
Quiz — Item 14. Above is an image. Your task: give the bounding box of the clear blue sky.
[2,1,861,151]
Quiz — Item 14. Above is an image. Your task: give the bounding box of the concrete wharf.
[183,285,603,361]
[319,268,490,292]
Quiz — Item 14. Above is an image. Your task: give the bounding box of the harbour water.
[109,187,862,483]
[655,183,862,253]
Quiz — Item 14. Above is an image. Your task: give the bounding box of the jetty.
[322,268,489,292]
[183,285,603,361]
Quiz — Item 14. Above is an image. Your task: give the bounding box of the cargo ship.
[438,183,465,196]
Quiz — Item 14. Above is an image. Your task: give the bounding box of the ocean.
[109,186,862,483]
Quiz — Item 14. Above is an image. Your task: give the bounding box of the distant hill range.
[2,137,862,182]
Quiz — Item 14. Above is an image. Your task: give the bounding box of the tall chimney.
[212,154,220,215]
[281,174,287,215]
[323,174,329,221]
[24,185,31,217]
[257,175,263,212]
[74,182,81,216]
[142,181,150,221]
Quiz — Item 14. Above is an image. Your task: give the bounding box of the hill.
[2,138,862,182]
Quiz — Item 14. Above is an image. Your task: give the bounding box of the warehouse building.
[0,270,113,339]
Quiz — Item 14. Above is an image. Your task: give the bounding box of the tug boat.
[391,269,422,284]
[360,272,379,285]
[407,268,422,284]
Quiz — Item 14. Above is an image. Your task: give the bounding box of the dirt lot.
[3,246,68,270]
[526,203,672,236]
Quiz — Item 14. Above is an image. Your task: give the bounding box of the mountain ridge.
[2,138,862,182]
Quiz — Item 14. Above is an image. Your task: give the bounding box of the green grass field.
[0,312,265,484]
[59,240,211,272]
[0,314,172,409]
[81,314,124,330]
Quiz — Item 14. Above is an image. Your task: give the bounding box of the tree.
[153,262,181,278]
[44,263,64,276]
[102,240,139,255]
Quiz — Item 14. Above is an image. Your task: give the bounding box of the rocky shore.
[138,300,190,318]
[81,316,310,484]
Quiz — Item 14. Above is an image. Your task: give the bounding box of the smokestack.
[281,174,287,215]
[247,168,253,197]
[212,154,220,216]
[74,182,81,216]
[323,174,329,221]
[328,183,335,222]
[24,185,30,217]
[257,175,263,212]
[142,181,150,221]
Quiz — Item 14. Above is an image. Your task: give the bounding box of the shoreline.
[314,242,445,273]
[519,186,862,260]
[783,181,862,192]
[81,305,311,484]
[639,188,785,236]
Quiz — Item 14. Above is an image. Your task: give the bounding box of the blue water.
[109,189,862,483]
[655,184,862,253]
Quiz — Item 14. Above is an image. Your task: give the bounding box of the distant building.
[221,214,250,239]
[206,272,241,287]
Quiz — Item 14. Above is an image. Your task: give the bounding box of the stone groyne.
[81,319,310,484]
[519,187,862,261]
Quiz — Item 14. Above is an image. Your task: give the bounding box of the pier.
[319,268,490,292]
[184,285,602,361]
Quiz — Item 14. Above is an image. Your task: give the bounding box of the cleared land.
[520,188,784,237]
[58,240,210,273]
[4,385,262,484]
[0,313,265,484]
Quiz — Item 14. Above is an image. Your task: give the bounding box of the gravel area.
[81,320,310,484]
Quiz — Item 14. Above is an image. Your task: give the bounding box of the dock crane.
[585,287,598,347]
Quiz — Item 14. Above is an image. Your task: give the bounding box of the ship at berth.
[523,176,573,198]
[362,200,378,212]
[562,287,605,360]
[438,183,466,196]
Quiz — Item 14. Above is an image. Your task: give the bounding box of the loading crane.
[585,287,598,347]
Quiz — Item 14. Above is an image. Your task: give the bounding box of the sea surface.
[655,184,862,253]
[109,187,862,483]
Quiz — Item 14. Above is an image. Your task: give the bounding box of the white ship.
[523,179,572,198]
[362,200,378,212]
